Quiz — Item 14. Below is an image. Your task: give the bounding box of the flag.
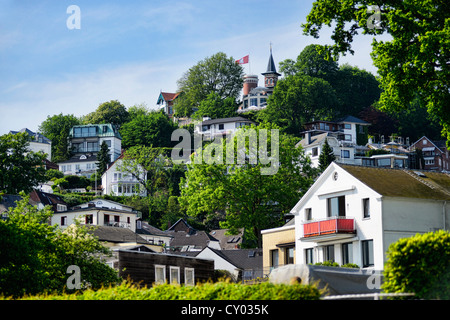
[236,55,249,64]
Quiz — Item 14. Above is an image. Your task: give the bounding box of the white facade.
[51,200,139,232]
[101,158,147,197]
[59,154,98,177]
[194,117,255,141]
[290,162,450,271]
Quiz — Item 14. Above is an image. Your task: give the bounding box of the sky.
[0,0,384,136]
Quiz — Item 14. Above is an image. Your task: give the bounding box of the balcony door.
[327,196,345,218]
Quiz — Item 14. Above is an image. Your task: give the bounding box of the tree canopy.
[0,132,47,194]
[179,124,317,247]
[38,113,80,162]
[302,0,450,147]
[120,111,178,149]
[82,100,129,128]
[174,52,244,117]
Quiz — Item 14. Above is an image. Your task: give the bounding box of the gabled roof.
[9,128,52,144]
[0,194,22,214]
[137,221,173,238]
[200,247,263,270]
[157,92,180,104]
[335,115,370,125]
[29,190,67,211]
[339,163,450,200]
[209,228,244,250]
[88,226,148,244]
[409,135,447,154]
[169,230,219,251]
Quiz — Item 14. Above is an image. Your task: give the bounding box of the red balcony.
[302,217,356,241]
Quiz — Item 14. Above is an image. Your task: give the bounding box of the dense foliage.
[14,281,321,300]
[0,132,47,194]
[302,0,450,147]
[382,230,450,299]
[0,197,120,298]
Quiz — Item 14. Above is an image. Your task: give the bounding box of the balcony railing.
[302,217,355,238]
[104,221,131,229]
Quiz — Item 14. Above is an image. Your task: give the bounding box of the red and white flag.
[236,55,249,64]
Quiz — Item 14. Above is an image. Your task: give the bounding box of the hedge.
[14,281,321,300]
[382,230,450,299]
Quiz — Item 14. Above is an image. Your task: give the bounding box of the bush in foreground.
[382,230,450,299]
[15,281,321,300]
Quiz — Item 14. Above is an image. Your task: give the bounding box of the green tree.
[179,124,317,247]
[97,141,110,176]
[120,111,178,149]
[318,138,336,171]
[382,230,450,299]
[38,113,80,162]
[193,92,239,120]
[302,0,450,147]
[0,196,119,297]
[82,100,129,128]
[174,52,244,117]
[258,73,338,136]
[0,132,47,194]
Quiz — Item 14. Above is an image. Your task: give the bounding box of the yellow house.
[261,218,296,271]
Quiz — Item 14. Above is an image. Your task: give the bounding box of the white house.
[299,116,370,167]
[194,117,255,141]
[9,128,52,161]
[101,155,147,197]
[51,199,140,232]
[290,162,450,271]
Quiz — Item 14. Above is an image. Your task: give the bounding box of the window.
[103,140,111,147]
[362,198,370,218]
[57,204,67,212]
[324,245,335,262]
[341,150,350,158]
[185,268,195,286]
[270,249,279,269]
[285,247,294,265]
[218,124,224,130]
[327,196,345,217]
[61,216,67,226]
[202,125,211,132]
[362,240,374,267]
[312,147,318,157]
[304,208,312,221]
[342,242,353,265]
[155,265,166,284]
[75,164,80,171]
[344,134,352,141]
[305,248,314,264]
[85,214,93,225]
[425,159,435,165]
[169,266,180,284]
[344,124,351,130]
[250,98,258,106]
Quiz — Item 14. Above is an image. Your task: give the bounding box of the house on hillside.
[298,116,370,167]
[157,91,180,118]
[166,219,220,253]
[0,194,22,218]
[29,189,68,212]
[194,116,255,141]
[136,221,173,252]
[196,247,263,282]
[290,162,450,270]
[409,136,450,171]
[209,228,244,250]
[9,128,52,161]
[50,199,140,232]
[101,152,147,197]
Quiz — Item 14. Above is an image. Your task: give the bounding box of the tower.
[243,74,259,96]
[261,45,281,90]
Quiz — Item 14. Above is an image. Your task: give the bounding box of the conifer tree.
[96,141,110,176]
[318,138,335,172]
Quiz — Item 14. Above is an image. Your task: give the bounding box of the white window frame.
[169,266,180,284]
[185,268,195,286]
[155,265,166,284]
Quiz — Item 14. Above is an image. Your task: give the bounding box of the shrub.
[15,281,321,300]
[382,230,450,299]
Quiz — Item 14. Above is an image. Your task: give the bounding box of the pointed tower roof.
[261,46,281,76]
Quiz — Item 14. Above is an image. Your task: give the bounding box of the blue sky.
[0,0,382,136]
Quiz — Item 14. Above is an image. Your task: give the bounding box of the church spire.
[262,43,280,89]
